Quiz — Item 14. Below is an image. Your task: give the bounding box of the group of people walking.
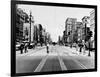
[75,40,91,54]
[18,41,91,55]
[19,42,50,54]
[19,43,28,54]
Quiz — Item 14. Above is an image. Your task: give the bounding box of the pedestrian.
[88,41,91,56]
[79,45,82,53]
[76,43,78,52]
[24,43,28,53]
[20,43,24,54]
[80,43,83,53]
[83,43,86,54]
[78,42,83,54]
[70,44,72,48]
[46,44,49,53]
[82,40,85,54]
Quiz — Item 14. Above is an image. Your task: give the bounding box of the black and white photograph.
[11,1,97,76]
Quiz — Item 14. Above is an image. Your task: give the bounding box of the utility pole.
[84,19,87,54]
[88,39,91,56]
[29,11,32,43]
[85,23,87,43]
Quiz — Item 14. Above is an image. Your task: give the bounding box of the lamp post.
[29,11,32,43]
[85,23,87,43]
[88,40,91,56]
[84,17,89,54]
[88,31,93,56]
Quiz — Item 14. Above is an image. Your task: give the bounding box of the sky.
[17,4,93,42]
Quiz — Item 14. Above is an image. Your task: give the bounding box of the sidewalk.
[63,46,95,58]
[16,46,46,57]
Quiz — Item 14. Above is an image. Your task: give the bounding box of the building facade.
[90,10,95,48]
[23,23,30,42]
[65,18,77,44]
[76,22,83,43]
[16,8,29,42]
[33,24,51,45]
[82,16,90,42]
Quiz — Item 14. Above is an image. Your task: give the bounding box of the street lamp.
[83,16,89,55]
[88,39,91,56]
[83,16,89,42]
[85,23,87,43]
[29,11,32,43]
[88,31,93,56]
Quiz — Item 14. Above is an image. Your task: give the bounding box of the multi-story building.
[42,28,46,44]
[22,12,34,42]
[37,24,43,43]
[62,30,66,45]
[45,32,52,44]
[58,35,62,44]
[33,24,51,45]
[65,18,77,44]
[23,23,30,41]
[33,24,39,44]
[90,10,95,48]
[82,16,90,42]
[16,8,29,42]
[76,22,83,42]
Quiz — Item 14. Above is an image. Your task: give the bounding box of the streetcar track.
[33,46,53,72]
[55,46,87,69]
[55,47,68,71]
[34,54,48,72]
[62,49,87,69]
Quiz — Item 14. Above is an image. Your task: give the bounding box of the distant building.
[45,32,51,43]
[58,36,62,44]
[33,24,38,43]
[42,28,46,44]
[90,10,95,48]
[62,30,67,45]
[37,24,43,43]
[33,24,51,45]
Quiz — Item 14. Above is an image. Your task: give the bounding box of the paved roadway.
[16,45,95,73]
